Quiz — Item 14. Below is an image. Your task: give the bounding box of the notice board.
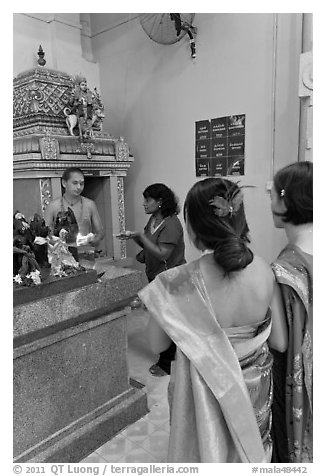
[195,114,245,177]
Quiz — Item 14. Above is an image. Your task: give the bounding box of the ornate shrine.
[13,66,133,260]
[13,65,148,463]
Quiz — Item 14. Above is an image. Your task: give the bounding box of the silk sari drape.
[139,260,273,463]
[271,244,313,463]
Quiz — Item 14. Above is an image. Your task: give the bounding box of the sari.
[271,244,313,463]
[139,259,273,463]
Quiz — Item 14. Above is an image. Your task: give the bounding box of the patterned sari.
[139,259,273,463]
[271,244,313,463]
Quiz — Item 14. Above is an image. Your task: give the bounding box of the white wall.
[13,13,100,92]
[91,13,302,264]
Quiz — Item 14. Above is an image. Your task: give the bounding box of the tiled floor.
[81,307,171,463]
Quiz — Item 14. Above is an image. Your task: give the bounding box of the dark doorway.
[83,176,112,257]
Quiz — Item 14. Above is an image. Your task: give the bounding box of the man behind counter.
[44,167,104,265]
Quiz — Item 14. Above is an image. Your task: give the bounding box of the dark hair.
[62,167,84,183]
[273,161,313,225]
[184,178,253,274]
[143,183,180,218]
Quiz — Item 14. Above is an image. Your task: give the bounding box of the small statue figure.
[115,136,129,161]
[13,210,84,284]
[64,107,78,136]
[53,207,79,243]
[29,213,50,268]
[13,211,51,271]
[91,87,105,133]
[53,207,79,261]
[13,211,35,275]
[13,213,41,285]
[13,236,37,278]
[48,229,80,277]
[13,212,34,246]
[64,75,105,140]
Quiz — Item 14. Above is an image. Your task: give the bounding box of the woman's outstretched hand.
[114,230,137,240]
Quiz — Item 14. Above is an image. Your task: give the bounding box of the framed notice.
[195,120,211,141]
[196,159,210,176]
[195,139,211,159]
[195,114,245,177]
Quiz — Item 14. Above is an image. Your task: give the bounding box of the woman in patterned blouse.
[269,161,313,463]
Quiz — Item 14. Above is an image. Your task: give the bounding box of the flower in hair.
[209,190,244,217]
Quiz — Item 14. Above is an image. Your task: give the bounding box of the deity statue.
[115,136,129,161]
[29,213,50,268]
[64,75,105,140]
[91,88,105,133]
[13,211,42,284]
[48,229,80,277]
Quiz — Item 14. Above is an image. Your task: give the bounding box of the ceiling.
[90,13,142,37]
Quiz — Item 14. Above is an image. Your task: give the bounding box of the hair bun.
[213,235,253,273]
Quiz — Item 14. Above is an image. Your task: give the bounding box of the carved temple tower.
[13,66,133,261]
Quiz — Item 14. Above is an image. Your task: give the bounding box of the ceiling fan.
[139,13,197,58]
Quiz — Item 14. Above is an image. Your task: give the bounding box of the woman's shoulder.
[276,244,312,263]
[165,214,183,229]
[272,245,313,284]
[250,255,274,277]
[156,261,191,286]
[242,255,274,294]
[251,255,273,273]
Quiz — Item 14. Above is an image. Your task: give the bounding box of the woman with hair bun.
[138,177,275,462]
[269,161,313,463]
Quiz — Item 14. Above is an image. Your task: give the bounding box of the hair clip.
[280,189,285,197]
[209,190,244,217]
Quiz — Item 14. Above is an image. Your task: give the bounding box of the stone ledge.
[13,269,98,307]
[13,266,143,340]
[14,382,148,463]
[14,302,131,351]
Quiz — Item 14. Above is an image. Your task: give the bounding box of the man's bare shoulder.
[82,196,97,211]
[82,196,94,205]
[46,198,62,210]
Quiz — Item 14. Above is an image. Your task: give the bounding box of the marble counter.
[13,265,148,463]
[14,265,143,344]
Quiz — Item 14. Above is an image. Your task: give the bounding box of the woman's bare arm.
[268,280,289,352]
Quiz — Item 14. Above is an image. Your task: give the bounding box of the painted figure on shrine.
[64,75,105,139]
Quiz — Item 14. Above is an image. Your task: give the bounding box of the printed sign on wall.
[195,114,245,177]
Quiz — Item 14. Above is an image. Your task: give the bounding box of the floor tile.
[137,428,170,461]
[145,402,170,427]
[124,447,159,463]
[146,377,169,408]
[158,420,171,433]
[121,416,157,442]
[95,433,140,463]
[80,453,108,463]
